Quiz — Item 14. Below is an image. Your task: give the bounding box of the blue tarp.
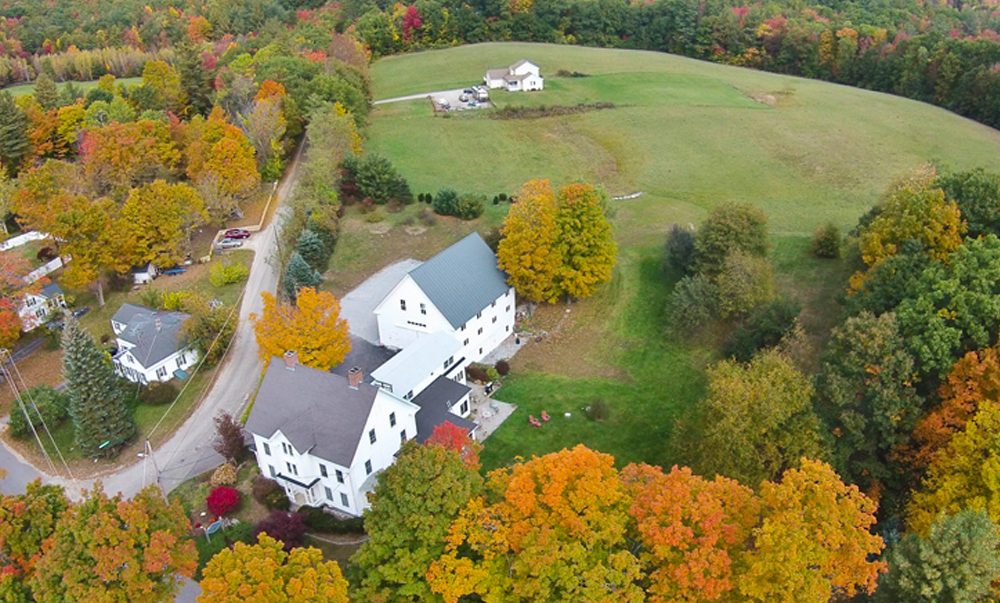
[173,369,189,380]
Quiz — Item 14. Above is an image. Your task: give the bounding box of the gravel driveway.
[339,259,422,344]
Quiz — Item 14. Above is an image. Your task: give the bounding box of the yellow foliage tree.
[555,183,617,299]
[851,167,965,291]
[198,534,349,603]
[906,403,1000,536]
[113,180,207,274]
[740,459,885,603]
[250,288,351,370]
[497,179,561,303]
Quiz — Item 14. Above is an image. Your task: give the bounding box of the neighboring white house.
[484,59,544,92]
[246,353,422,515]
[373,232,515,365]
[18,282,67,332]
[131,263,159,285]
[110,303,199,384]
[246,352,478,515]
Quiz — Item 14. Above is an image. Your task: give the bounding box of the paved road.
[373,89,463,105]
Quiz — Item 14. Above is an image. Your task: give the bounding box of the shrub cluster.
[433,188,485,220]
[252,475,281,504]
[811,223,842,259]
[341,154,412,205]
[298,506,365,534]
[206,486,242,517]
[209,259,250,287]
[466,364,490,383]
[253,510,307,551]
[139,381,178,406]
[491,103,615,120]
[210,463,238,488]
[723,299,802,362]
[495,360,510,376]
[555,69,591,78]
[7,385,69,438]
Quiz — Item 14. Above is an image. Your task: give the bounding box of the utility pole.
[145,439,166,499]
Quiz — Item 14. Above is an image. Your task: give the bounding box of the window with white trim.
[268,465,276,477]
[156,366,167,379]
[420,303,426,315]
[320,464,328,477]
[461,400,469,414]
[335,469,344,483]
[365,460,372,475]
[400,299,406,311]
[263,442,271,455]
[340,493,349,507]
[400,430,407,443]
[325,486,333,500]
[369,429,377,444]
[389,412,396,427]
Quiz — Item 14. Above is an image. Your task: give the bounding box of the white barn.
[246,352,476,515]
[110,303,199,384]
[484,59,544,92]
[373,233,515,366]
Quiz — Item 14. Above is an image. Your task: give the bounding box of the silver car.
[218,238,243,250]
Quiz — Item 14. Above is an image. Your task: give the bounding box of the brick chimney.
[347,367,363,389]
[283,350,298,370]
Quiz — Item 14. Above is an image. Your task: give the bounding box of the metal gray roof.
[111,303,190,368]
[246,360,381,467]
[407,233,509,330]
[371,332,461,398]
[411,375,476,443]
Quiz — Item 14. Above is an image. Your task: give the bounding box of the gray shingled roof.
[486,68,509,79]
[407,233,509,330]
[510,59,531,70]
[412,375,476,443]
[40,282,63,299]
[246,360,380,467]
[111,303,190,368]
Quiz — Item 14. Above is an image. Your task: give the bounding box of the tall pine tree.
[282,252,321,301]
[295,229,328,271]
[61,317,135,456]
[175,42,215,117]
[33,74,61,111]
[0,92,30,176]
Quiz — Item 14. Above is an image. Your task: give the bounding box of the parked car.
[460,94,470,102]
[463,88,473,94]
[224,228,251,239]
[71,307,90,319]
[218,238,243,250]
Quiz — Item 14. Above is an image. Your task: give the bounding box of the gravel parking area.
[431,87,492,112]
[339,259,422,344]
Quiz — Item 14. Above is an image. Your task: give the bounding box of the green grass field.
[3,76,142,98]
[369,43,1000,240]
[362,42,1000,470]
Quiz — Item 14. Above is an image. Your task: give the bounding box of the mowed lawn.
[365,43,1000,469]
[369,42,1000,240]
[3,76,142,98]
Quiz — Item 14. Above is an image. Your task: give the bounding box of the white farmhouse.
[110,303,199,384]
[246,352,476,515]
[484,59,544,92]
[19,282,66,331]
[373,233,515,366]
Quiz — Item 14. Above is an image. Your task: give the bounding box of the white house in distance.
[373,232,516,366]
[484,59,544,92]
[19,282,66,331]
[110,303,199,384]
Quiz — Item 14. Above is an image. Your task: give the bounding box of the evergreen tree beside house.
[62,317,136,456]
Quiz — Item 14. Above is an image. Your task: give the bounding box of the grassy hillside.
[369,43,1000,239]
[3,76,142,97]
[365,43,1000,470]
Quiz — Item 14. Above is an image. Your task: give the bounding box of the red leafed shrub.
[253,510,307,551]
[206,486,241,516]
[495,360,510,376]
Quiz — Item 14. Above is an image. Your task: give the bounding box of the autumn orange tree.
[497,179,561,303]
[427,445,644,603]
[30,484,196,603]
[0,481,69,603]
[906,403,1000,535]
[186,107,259,223]
[621,463,759,603]
[905,344,1000,470]
[79,119,181,198]
[251,288,351,370]
[198,534,349,603]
